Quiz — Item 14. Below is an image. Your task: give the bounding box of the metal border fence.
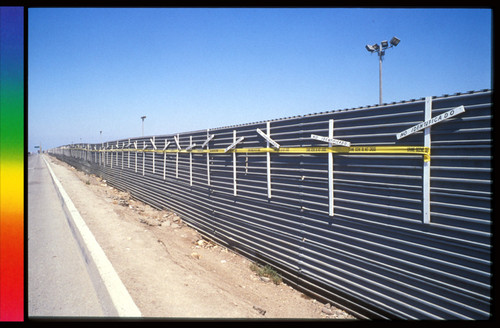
[49,89,491,319]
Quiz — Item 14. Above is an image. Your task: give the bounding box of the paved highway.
[28,154,104,317]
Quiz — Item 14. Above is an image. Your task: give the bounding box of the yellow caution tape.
[76,145,430,162]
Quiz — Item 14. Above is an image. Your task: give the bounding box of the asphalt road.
[28,154,104,317]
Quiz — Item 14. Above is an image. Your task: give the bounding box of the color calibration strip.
[0,7,24,322]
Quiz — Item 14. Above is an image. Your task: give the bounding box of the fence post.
[134,141,138,173]
[233,130,237,196]
[151,136,156,174]
[206,129,211,186]
[423,97,432,224]
[175,134,180,178]
[142,141,146,176]
[266,122,272,199]
[328,119,334,217]
[163,139,169,180]
[189,136,193,186]
[121,142,124,169]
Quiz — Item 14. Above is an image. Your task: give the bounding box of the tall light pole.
[141,116,146,136]
[365,36,400,105]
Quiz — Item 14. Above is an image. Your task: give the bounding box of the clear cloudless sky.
[28,7,492,151]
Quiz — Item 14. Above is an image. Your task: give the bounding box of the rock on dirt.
[253,306,266,316]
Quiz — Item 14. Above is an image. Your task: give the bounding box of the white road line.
[42,155,142,317]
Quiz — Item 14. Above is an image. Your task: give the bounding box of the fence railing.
[49,90,491,319]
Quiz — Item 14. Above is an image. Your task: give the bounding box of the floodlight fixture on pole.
[390,36,400,46]
[365,36,400,105]
[141,116,146,136]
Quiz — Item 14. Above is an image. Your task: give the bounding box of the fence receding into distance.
[49,90,492,319]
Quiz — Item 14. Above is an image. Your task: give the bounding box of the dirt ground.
[45,155,356,320]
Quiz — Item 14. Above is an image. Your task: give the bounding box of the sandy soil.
[45,155,356,320]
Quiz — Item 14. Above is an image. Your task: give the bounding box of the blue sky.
[28,8,492,151]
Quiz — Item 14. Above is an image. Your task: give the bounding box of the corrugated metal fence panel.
[49,90,491,319]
